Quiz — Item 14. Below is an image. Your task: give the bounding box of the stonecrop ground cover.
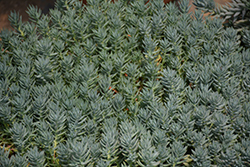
[0,0,250,166]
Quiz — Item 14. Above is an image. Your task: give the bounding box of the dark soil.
[0,0,55,30]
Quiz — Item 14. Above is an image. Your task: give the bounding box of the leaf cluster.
[193,0,250,48]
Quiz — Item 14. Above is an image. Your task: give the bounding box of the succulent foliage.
[193,0,250,48]
[0,0,250,166]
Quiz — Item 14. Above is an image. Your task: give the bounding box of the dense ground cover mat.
[0,0,250,166]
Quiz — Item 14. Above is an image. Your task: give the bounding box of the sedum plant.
[193,0,250,48]
[0,0,250,166]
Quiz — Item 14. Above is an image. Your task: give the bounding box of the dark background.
[0,0,56,30]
